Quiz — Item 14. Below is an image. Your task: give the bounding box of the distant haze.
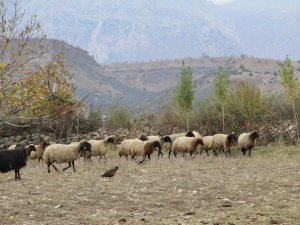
[16,0,300,64]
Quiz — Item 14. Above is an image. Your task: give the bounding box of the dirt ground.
[0,146,300,225]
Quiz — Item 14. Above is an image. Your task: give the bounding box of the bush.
[78,107,102,133]
[108,107,133,129]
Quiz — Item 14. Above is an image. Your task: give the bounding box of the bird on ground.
[101,166,119,178]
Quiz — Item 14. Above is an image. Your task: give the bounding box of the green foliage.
[214,66,230,105]
[279,55,298,101]
[173,61,194,113]
[108,107,133,129]
[78,107,102,133]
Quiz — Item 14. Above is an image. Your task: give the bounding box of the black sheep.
[0,145,36,179]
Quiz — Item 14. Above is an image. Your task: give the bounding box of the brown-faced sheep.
[211,132,238,156]
[172,137,204,157]
[43,141,91,173]
[238,130,259,156]
[87,136,115,161]
[29,141,50,163]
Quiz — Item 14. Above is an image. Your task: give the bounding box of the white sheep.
[43,140,91,173]
[164,131,201,157]
[210,132,238,156]
[238,130,259,156]
[172,136,204,157]
[118,139,135,159]
[87,136,115,161]
[199,135,213,156]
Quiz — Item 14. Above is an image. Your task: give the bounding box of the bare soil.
[1,147,300,225]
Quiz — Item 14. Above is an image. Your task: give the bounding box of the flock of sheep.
[0,130,259,179]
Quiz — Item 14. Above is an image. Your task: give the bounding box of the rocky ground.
[0,146,300,225]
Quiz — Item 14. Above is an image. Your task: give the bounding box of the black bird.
[101,166,119,178]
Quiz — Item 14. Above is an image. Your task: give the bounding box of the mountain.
[19,0,240,64]
[41,40,300,112]
[221,0,300,59]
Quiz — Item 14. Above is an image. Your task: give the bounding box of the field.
[1,146,300,225]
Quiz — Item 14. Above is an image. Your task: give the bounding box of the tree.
[0,0,46,121]
[279,55,299,143]
[214,66,230,132]
[173,61,194,131]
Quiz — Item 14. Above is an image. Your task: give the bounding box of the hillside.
[41,40,300,111]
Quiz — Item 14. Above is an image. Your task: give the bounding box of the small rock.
[118,218,126,223]
[269,219,278,224]
[183,211,195,216]
[54,204,63,209]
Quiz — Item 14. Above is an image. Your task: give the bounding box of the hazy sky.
[210,0,237,5]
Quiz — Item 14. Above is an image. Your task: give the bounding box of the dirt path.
[0,151,300,225]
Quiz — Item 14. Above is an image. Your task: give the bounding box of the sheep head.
[185,130,195,137]
[162,136,172,143]
[25,144,37,157]
[250,130,259,140]
[105,136,115,144]
[152,141,162,151]
[138,134,148,141]
[227,132,238,144]
[79,141,92,153]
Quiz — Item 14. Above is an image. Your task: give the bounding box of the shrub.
[108,107,133,129]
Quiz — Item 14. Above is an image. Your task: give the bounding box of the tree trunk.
[186,113,189,131]
[292,102,300,144]
[222,105,225,132]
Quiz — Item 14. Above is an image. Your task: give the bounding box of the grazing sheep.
[43,141,91,173]
[238,130,259,156]
[118,139,161,163]
[199,135,213,156]
[131,140,162,163]
[172,137,204,157]
[138,135,169,158]
[87,136,116,161]
[211,132,238,156]
[29,141,50,163]
[164,131,201,158]
[0,145,36,179]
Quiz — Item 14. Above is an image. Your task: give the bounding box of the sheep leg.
[63,162,71,171]
[139,156,146,164]
[15,169,20,179]
[48,161,59,173]
[72,161,76,172]
[241,148,246,156]
[205,149,209,156]
[248,148,252,157]
[213,149,218,156]
[158,150,163,158]
[168,150,172,158]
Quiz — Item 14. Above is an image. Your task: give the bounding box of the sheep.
[164,131,201,158]
[172,137,204,157]
[29,141,50,163]
[210,132,238,156]
[138,135,170,158]
[238,130,259,156]
[0,145,36,179]
[199,135,213,156]
[43,140,91,173]
[130,139,162,163]
[118,139,134,159]
[118,139,162,163]
[7,143,25,150]
[87,136,116,161]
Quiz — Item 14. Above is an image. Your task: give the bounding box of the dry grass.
[0,146,300,225]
